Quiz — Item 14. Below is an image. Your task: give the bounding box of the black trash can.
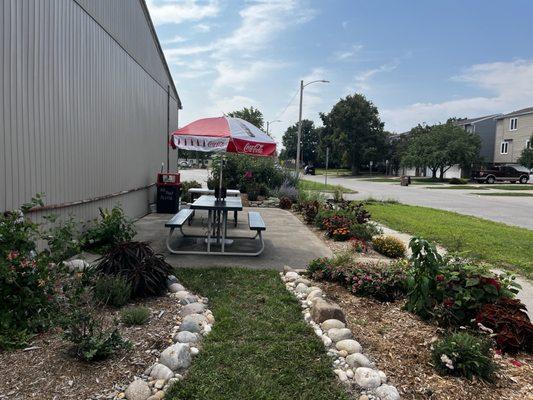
[156,173,182,213]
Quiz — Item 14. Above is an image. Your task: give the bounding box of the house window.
[500,141,509,154]
[509,117,518,131]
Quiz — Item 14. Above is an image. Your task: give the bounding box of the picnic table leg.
[234,210,237,227]
[222,210,228,252]
[207,209,212,253]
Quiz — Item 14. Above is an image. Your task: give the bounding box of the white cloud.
[333,44,363,61]
[146,0,219,26]
[353,60,399,91]
[213,60,285,90]
[194,23,211,33]
[164,44,216,59]
[162,35,187,45]
[382,59,533,132]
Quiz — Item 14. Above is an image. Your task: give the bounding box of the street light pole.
[295,79,329,178]
[266,119,281,136]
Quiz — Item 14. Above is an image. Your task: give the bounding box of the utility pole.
[296,80,304,178]
[325,147,329,187]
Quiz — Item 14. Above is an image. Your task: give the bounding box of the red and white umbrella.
[169,116,276,157]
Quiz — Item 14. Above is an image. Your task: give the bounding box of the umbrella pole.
[219,155,223,199]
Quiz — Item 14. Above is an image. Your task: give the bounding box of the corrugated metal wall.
[1,0,179,222]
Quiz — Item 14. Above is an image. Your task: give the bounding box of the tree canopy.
[401,123,481,179]
[518,135,533,169]
[227,106,264,130]
[319,94,386,174]
[280,119,320,165]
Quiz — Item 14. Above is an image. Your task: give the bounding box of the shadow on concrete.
[134,207,332,271]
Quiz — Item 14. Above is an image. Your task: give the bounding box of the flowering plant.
[350,238,368,253]
[323,215,352,239]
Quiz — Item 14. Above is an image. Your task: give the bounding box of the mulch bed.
[291,209,533,399]
[321,282,533,400]
[0,295,181,400]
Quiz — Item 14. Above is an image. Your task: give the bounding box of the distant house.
[454,114,501,164]
[493,107,533,164]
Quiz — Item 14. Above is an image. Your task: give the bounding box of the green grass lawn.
[362,177,445,185]
[470,192,533,197]
[167,268,348,400]
[426,185,488,190]
[299,179,357,193]
[486,185,533,190]
[366,203,533,278]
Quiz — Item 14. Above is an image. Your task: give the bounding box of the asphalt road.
[304,174,533,230]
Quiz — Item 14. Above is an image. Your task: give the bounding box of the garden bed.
[319,281,533,400]
[0,294,180,399]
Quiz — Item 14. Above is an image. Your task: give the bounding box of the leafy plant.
[96,241,172,298]
[449,177,468,184]
[405,237,444,319]
[42,214,82,263]
[93,275,131,307]
[332,187,344,203]
[372,236,406,258]
[277,180,299,202]
[350,222,382,241]
[121,306,151,326]
[0,248,58,348]
[301,200,322,224]
[323,215,352,239]
[475,298,533,354]
[431,332,496,381]
[279,196,293,210]
[82,205,136,252]
[340,202,371,224]
[350,238,368,253]
[180,180,202,203]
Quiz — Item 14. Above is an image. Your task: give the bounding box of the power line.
[275,86,300,121]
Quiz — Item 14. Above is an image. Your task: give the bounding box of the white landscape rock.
[375,384,400,400]
[159,343,192,371]
[335,339,362,354]
[168,283,185,293]
[321,319,346,331]
[125,379,151,400]
[295,282,310,294]
[149,363,174,381]
[284,271,300,282]
[333,369,348,382]
[327,328,353,342]
[354,367,382,390]
[180,302,205,317]
[63,259,90,272]
[346,353,374,369]
[174,331,199,344]
[322,336,332,347]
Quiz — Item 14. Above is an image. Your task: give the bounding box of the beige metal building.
[494,107,533,164]
[1,0,181,221]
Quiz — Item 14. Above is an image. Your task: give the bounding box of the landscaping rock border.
[113,275,215,400]
[282,266,401,400]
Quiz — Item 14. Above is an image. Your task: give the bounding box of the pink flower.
[6,250,19,261]
[436,274,445,282]
[510,360,523,367]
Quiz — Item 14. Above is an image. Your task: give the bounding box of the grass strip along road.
[299,179,357,193]
[366,202,533,279]
[167,268,348,400]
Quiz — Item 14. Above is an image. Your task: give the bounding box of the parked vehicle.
[178,160,191,168]
[471,164,530,184]
[304,165,315,175]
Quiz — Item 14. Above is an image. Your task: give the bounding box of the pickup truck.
[471,165,530,184]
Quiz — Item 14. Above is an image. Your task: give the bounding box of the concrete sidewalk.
[134,207,332,271]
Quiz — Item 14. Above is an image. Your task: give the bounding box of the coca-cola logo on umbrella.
[207,140,227,148]
[243,143,264,154]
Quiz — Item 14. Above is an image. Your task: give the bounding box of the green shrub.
[63,307,130,361]
[277,181,299,202]
[349,222,382,241]
[180,180,202,202]
[372,236,406,258]
[93,275,131,307]
[121,306,151,326]
[42,214,82,263]
[82,206,136,252]
[0,195,59,349]
[432,332,496,381]
[449,177,468,185]
[96,241,172,298]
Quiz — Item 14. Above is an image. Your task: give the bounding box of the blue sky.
[147,0,533,143]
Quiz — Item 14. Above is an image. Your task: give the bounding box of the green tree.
[402,123,481,180]
[280,120,320,165]
[320,94,385,174]
[227,106,264,130]
[518,135,533,169]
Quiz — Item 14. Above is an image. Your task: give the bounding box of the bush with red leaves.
[279,196,292,210]
[475,298,533,354]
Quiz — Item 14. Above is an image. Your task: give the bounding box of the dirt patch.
[320,282,533,400]
[0,295,181,400]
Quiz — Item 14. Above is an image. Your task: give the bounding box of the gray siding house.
[494,107,533,164]
[454,114,500,164]
[1,0,181,222]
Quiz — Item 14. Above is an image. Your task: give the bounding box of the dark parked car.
[304,165,315,175]
[472,165,530,184]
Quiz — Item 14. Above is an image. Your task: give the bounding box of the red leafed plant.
[350,238,368,253]
[475,298,533,354]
